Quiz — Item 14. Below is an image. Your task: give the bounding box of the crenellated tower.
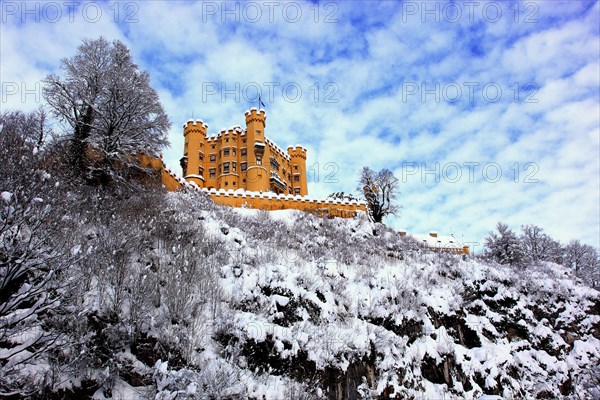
[287,146,308,196]
[244,108,269,192]
[182,119,208,187]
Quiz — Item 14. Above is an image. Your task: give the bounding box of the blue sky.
[1,0,599,250]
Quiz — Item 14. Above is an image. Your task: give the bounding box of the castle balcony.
[254,141,266,155]
[270,171,286,192]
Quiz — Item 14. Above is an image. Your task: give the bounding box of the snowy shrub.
[0,191,64,395]
[0,110,75,397]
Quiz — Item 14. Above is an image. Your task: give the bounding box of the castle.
[180,108,308,196]
[149,108,367,218]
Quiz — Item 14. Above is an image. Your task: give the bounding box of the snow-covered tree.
[357,167,400,223]
[563,240,600,287]
[484,222,525,266]
[519,224,563,264]
[0,110,67,396]
[43,37,170,184]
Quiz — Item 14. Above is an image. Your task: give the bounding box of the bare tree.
[357,167,400,223]
[520,224,563,264]
[43,37,170,184]
[563,240,599,287]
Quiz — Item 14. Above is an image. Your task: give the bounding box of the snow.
[1,191,12,203]
[6,189,597,399]
[411,232,465,249]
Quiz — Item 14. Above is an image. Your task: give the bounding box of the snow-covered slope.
[143,193,600,400]
[6,188,597,400]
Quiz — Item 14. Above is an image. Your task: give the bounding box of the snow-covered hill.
[2,189,599,399]
[116,192,599,400]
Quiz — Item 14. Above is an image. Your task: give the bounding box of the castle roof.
[410,231,465,249]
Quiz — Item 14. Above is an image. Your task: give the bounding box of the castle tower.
[182,119,208,187]
[287,146,308,196]
[244,108,269,192]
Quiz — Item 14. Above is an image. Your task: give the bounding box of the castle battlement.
[244,107,266,116]
[244,108,266,127]
[266,137,291,161]
[183,119,208,129]
[287,145,307,160]
[193,187,366,208]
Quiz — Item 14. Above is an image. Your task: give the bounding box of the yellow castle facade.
[146,109,367,218]
[180,108,308,196]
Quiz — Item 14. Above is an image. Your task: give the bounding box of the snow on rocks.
[1,191,12,203]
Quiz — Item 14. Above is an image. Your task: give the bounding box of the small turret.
[287,146,308,196]
[245,109,269,192]
[182,119,209,187]
[183,119,208,135]
[244,108,266,129]
[287,145,307,160]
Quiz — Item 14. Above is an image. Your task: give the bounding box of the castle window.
[209,169,216,178]
[210,154,216,162]
[224,149,230,157]
[223,162,230,174]
[199,167,204,176]
[256,156,262,166]
[241,162,247,172]
[233,182,236,186]
[232,162,237,172]
[226,139,229,142]
[294,165,299,170]
[199,153,204,161]
[270,157,280,171]
[294,175,300,182]
[225,182,228,186]
[243,179,246,183]
[212,145,215,149]
[241,148,247,156]
[233,148,237,156]
[294,188,300,195]
[243,139,246,143]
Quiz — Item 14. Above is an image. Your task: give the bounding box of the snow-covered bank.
[3,190,599,399]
